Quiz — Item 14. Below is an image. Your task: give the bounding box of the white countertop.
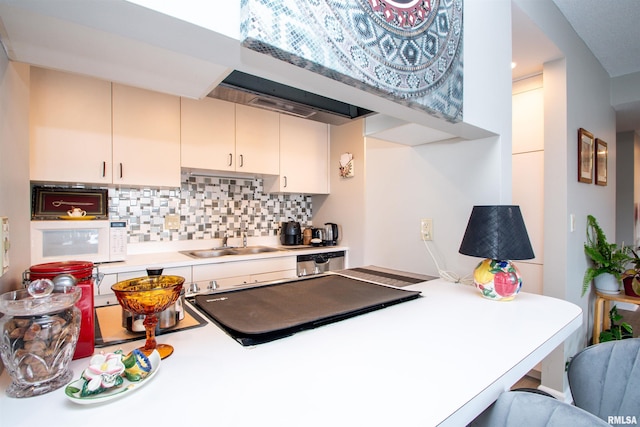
[96,243,349,274]
[0,278,582,427]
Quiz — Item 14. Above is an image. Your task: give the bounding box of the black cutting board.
[194,274,421,346]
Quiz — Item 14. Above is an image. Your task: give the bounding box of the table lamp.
[459,205,535,301]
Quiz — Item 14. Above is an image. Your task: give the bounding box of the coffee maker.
[281,219,302,245]
[323,223,339,246]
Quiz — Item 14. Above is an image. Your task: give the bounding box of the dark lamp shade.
[459,205,535,261]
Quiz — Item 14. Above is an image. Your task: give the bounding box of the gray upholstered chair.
[567,338,640,422]
[470,391,610,426]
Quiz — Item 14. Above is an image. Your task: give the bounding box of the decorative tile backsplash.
[108,173,312,243]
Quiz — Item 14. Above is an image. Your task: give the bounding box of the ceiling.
[553,0,640,78]
[512,0,640,134]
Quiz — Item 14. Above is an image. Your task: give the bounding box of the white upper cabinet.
[181,101,279,175]
[235,104,280,175]
[30,69,181,187]
[268,114,329,194]
[112,84,181,187]
[30,68,328,193]
[180,97,236,172]
[30,68,113,184]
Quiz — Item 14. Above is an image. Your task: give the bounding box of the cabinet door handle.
[283,176,288,188]
[239,154,244,168]
[228,153,233,167]
[102,161,106,178]
[119,163,123,179]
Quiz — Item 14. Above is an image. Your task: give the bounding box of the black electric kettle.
[324,223,339,246]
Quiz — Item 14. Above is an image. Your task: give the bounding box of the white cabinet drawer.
[251,269,297,284]
[193,269,297,293]
[192,275,251,293]
[191,257,296,292]
[192,257,295,281]
[117,266,191,282]
[95,266,191,307]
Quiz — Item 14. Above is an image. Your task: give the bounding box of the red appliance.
[24,261,95,359]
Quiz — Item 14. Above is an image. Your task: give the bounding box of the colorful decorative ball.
[473,259,523,301]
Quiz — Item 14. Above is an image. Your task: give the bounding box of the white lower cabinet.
[251,269,298,284]
[115,266,192,283]
[94,273,119,307]
[191,257,296,292]
[94,266,192,307]
[203,275,251,291]
[95,257,297,306]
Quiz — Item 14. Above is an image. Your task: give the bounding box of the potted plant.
[599,306,633,342]
[583,215,631,296]
[622,248,640,298]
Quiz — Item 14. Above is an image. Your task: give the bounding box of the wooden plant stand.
[593,290,640,344]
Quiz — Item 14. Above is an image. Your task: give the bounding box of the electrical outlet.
[164,214,181,230]
[421,218,433,241]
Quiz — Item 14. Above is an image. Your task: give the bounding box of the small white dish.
[64,350,160,405]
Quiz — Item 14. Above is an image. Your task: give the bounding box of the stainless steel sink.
[181,249,236,258]
[180,246,281,259]
[232,246,281,255]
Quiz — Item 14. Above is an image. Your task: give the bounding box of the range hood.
[208,71,373,125]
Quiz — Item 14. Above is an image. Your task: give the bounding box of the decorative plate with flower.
[64,349,160,404]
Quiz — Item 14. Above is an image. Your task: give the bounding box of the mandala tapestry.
[241,0,463,123]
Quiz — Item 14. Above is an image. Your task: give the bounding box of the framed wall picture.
[595,138,608,186]
[31,186,108,219]
[578,128,594,183]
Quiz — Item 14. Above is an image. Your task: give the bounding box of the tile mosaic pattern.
[241,0,463,122]
[108,174,312,243]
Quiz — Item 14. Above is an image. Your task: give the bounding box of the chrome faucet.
[242,229,247,248]
[222,234,228,248]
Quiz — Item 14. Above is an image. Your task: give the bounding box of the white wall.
[616,130,639,247]
[513,75,544,295]
[464,0,513,201]
[636,135,640,247]
[0,50,30,296]
[0,49,30,376]
[313,120,367,268]
[515,0,618,395]
[364,136,502,278]
[315,0,514,280]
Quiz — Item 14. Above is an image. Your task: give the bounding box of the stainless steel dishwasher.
[296,250,345,276]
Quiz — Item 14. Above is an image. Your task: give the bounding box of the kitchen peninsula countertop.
[0,278,581,427]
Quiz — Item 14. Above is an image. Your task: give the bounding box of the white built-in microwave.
[30,220,127,265]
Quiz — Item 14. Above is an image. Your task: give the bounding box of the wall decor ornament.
[31,186,108,220]
[595,138,608,186]
[578,128,594,184]
[339,153,355,178]
[241,0,464,123]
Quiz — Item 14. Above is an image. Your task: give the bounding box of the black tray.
[194,274,421,346]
